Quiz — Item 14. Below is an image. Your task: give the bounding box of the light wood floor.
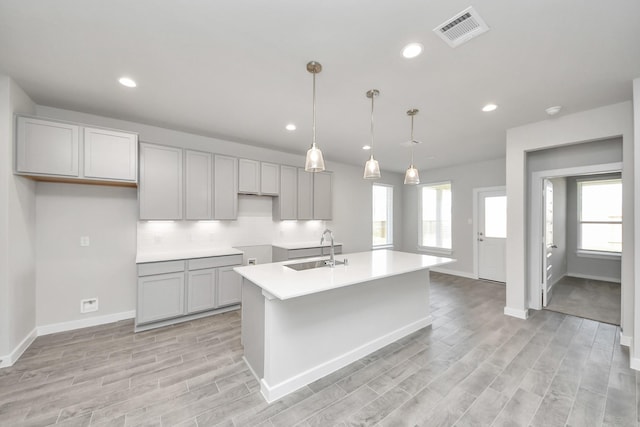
[0,272,636,426]
[545,276,621,325]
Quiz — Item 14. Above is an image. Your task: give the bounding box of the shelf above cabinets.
[15,116,138,186]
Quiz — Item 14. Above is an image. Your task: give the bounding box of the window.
[420,182,452,251]
[578,178,622,253]
[372,184,393,247]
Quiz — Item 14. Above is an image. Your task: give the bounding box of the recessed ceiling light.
[545,106,562,116]
[402,43,424,59]
[362,145,371,150]
[482,103,497,112]
[118,77,137,88]
[285,123,296,131]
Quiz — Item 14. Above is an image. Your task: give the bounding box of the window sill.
[417,246,453,256]
[372,244,394,250]
[576,250,621,260]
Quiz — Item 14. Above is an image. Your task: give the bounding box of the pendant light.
[363,89,381,179]
[304,61,326,172]
[404,109,421,185]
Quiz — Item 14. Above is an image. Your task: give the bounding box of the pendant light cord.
[312,71,317,147]
[370,93,375,154]
[410,114,414,165]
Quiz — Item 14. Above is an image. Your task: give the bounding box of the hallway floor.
[545,276,621,325]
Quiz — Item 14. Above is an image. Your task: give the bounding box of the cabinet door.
[297,168,313,220]
[139,143,183,220]
[187,268,217,313]
[313,171,333,220]
[260,162,280,195]
[238,158,260,194]
[214,155,238,220]
[137,272,185,324]
[185,150,213,220]
[83,127,137,181]
[16,116,79,177]
[217,266,242,307]
[274,165,297,220]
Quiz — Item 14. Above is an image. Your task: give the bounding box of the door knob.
[478,238,484,242]
[551,245,558,248]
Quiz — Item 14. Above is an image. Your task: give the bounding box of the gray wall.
[566,174,622,282]
[30,105,404,328]
[0,75,37,362]
[402,157,506,277]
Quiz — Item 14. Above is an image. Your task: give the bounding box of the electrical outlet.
[80,298,98,313]
[248,258,257,265]
[80,236,90,247]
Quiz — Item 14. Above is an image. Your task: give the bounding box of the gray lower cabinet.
[136,253,243,330]
[137,272,186,324]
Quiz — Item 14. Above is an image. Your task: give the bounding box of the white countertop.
[234,249,454,300]
[272,241,343,250]
[136,247,244,263]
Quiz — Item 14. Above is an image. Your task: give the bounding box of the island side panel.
[261,269,430,402]
[241,278,265,379]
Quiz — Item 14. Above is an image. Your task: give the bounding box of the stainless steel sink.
[285,260,328,271]
[285,259,347,271]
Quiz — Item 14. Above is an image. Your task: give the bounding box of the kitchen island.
[234,249,454,402]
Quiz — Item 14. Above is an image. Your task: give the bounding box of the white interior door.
[542,179,555,307]
[478,189,507,282]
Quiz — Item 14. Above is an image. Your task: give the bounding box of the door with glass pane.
[542,179,554,307]
[478,189,507,282]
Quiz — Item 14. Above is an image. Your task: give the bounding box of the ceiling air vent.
[433,6,490,48]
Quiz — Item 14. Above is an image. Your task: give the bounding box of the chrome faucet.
[320,228,336,267]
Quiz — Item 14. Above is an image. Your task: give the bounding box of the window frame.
[418,180,453,255]
[576,177,622,256]
[371,183,394,249]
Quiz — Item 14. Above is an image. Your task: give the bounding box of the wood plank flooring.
[0,272,637,426]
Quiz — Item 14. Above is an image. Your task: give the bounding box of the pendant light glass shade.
[305,61,325,172]
[403,109,420,185]
[363,89,381,179]
[364,154,381,179]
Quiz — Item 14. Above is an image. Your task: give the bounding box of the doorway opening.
[529,163,622,325]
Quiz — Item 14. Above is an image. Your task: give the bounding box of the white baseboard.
[504,306,529,319]
[37,310,135,336]
[566,272,621,283]
[630,356,640,371]
[0,327,37,368]
[620,332,632,347]
[259,315,433,403]
[430,267,476,280]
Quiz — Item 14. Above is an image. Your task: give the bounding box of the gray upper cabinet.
[297,168,314,220]
[185,150,213,220]
[139,143,183,220]
[313,171,333,220]
[214,155,238,220]
[15,116,138,184]
[83,127,137,182]
[260,162,280,195]
[238,158,260,194]
[16,116,80,177]
[273,165,297,220]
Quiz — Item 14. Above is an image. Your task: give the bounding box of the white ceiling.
[1,1,639,173]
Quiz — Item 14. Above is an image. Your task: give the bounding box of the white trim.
[565,272,621,284]
[576,250,621,260]
[529,162,622,311]
[630,356,640,371]
[473,186,506,281]
[259,315,433,403]
[417,246,453,256]
[620,332,632,347]
[37,310,135,336]
[504,306,529,319]
[0,328,37,368]
[430,267,476,280]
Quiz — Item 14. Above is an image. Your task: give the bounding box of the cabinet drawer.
[138,260,185,276]
[287,248,323,259]
[188,254,243,270]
